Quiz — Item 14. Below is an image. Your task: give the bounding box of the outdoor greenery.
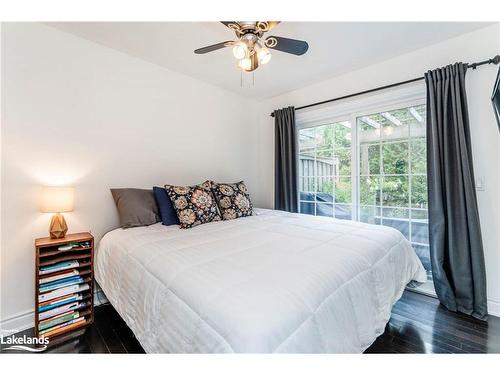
[298,105,428,220]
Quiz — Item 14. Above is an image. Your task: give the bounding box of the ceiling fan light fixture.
[232,42,248,60]
[238,57,252,70]
[195,22,309,74]
[238,52,259,72]
[257,47,272,65]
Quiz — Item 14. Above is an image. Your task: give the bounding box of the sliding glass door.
[298,121,353,220]
[298,101,433,294]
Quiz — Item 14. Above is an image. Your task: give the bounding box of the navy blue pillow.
[153,186,180,226]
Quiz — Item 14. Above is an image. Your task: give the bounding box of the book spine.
[39,293,79,307]
[39,277,84,293]
[40,270,78,284]
[39,311,79,331]
[40,261,74,271]
[39,261,79,275]
[40,318,87,338]
[38,283,87,302]
[38,317,85,336]
[39,301,83,320]
[40,275,81,288]
[38,294,82,312]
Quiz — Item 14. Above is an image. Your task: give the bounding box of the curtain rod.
[270,55,500,117]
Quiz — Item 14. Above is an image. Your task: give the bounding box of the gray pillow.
[111,188,160,228]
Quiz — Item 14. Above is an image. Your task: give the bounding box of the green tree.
[315,124,427,212]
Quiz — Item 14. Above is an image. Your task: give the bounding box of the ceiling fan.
[194,21,309,72]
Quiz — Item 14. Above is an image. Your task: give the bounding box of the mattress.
[95,208,426,353]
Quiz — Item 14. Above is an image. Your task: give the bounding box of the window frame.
[296,83,426,225]
[352,97,426,226]
[297,115,354,218]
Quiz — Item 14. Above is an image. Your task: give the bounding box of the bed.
[95,208,426,353]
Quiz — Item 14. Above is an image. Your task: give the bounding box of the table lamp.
[40,186,74,239]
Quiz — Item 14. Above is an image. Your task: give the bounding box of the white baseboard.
[488,300,500,318]
[0,310,35,336]
[1,288,108,335]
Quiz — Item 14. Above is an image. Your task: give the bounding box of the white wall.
[0,23,263,331]
[1,22,499,333]
[258,24,500,316]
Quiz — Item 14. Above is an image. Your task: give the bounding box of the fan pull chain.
[239,71,256,88]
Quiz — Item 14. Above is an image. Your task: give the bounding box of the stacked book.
[38,260,90,337]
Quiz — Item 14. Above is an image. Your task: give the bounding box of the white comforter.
[95,208,426,353]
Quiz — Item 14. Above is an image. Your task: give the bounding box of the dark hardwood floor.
[1,291,499,354]
[0,304,145,354]
[365,291,500,353]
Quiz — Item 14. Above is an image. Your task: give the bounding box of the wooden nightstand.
[35,232,94,338]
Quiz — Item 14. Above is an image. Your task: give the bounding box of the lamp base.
[49,213,68,239]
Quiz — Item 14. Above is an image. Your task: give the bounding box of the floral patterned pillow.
[164,181,221,229]
[210,181,253,220]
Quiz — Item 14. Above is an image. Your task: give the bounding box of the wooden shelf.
[38,261,92,278]
[35,232,93,248]
[80,293,92,303]
[35,232,94,338]
[41,318,91,339]
[79,308,92,318]
[39,253,92,267]
[39,302,92,323]
[39,246,92,258]
[38,293,92,312]
[73,269,92,278]
[38,279,93,298]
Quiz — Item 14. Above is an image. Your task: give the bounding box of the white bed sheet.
[95,208,426,353]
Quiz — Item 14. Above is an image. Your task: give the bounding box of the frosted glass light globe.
[258,47,272,64]
[238,57,252,70]
[232,42,248,60]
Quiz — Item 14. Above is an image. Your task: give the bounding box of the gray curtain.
[425,63,488,320]
[274,106,298,212]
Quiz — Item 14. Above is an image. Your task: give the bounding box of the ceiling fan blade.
[265,36,309,56]
[256,21,281,32]
[220,21,242,33]
[194,41,233,54]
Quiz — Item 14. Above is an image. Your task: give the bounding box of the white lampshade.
[40,186,74,213]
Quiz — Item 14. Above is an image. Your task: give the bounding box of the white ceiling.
[47,22,492,99]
